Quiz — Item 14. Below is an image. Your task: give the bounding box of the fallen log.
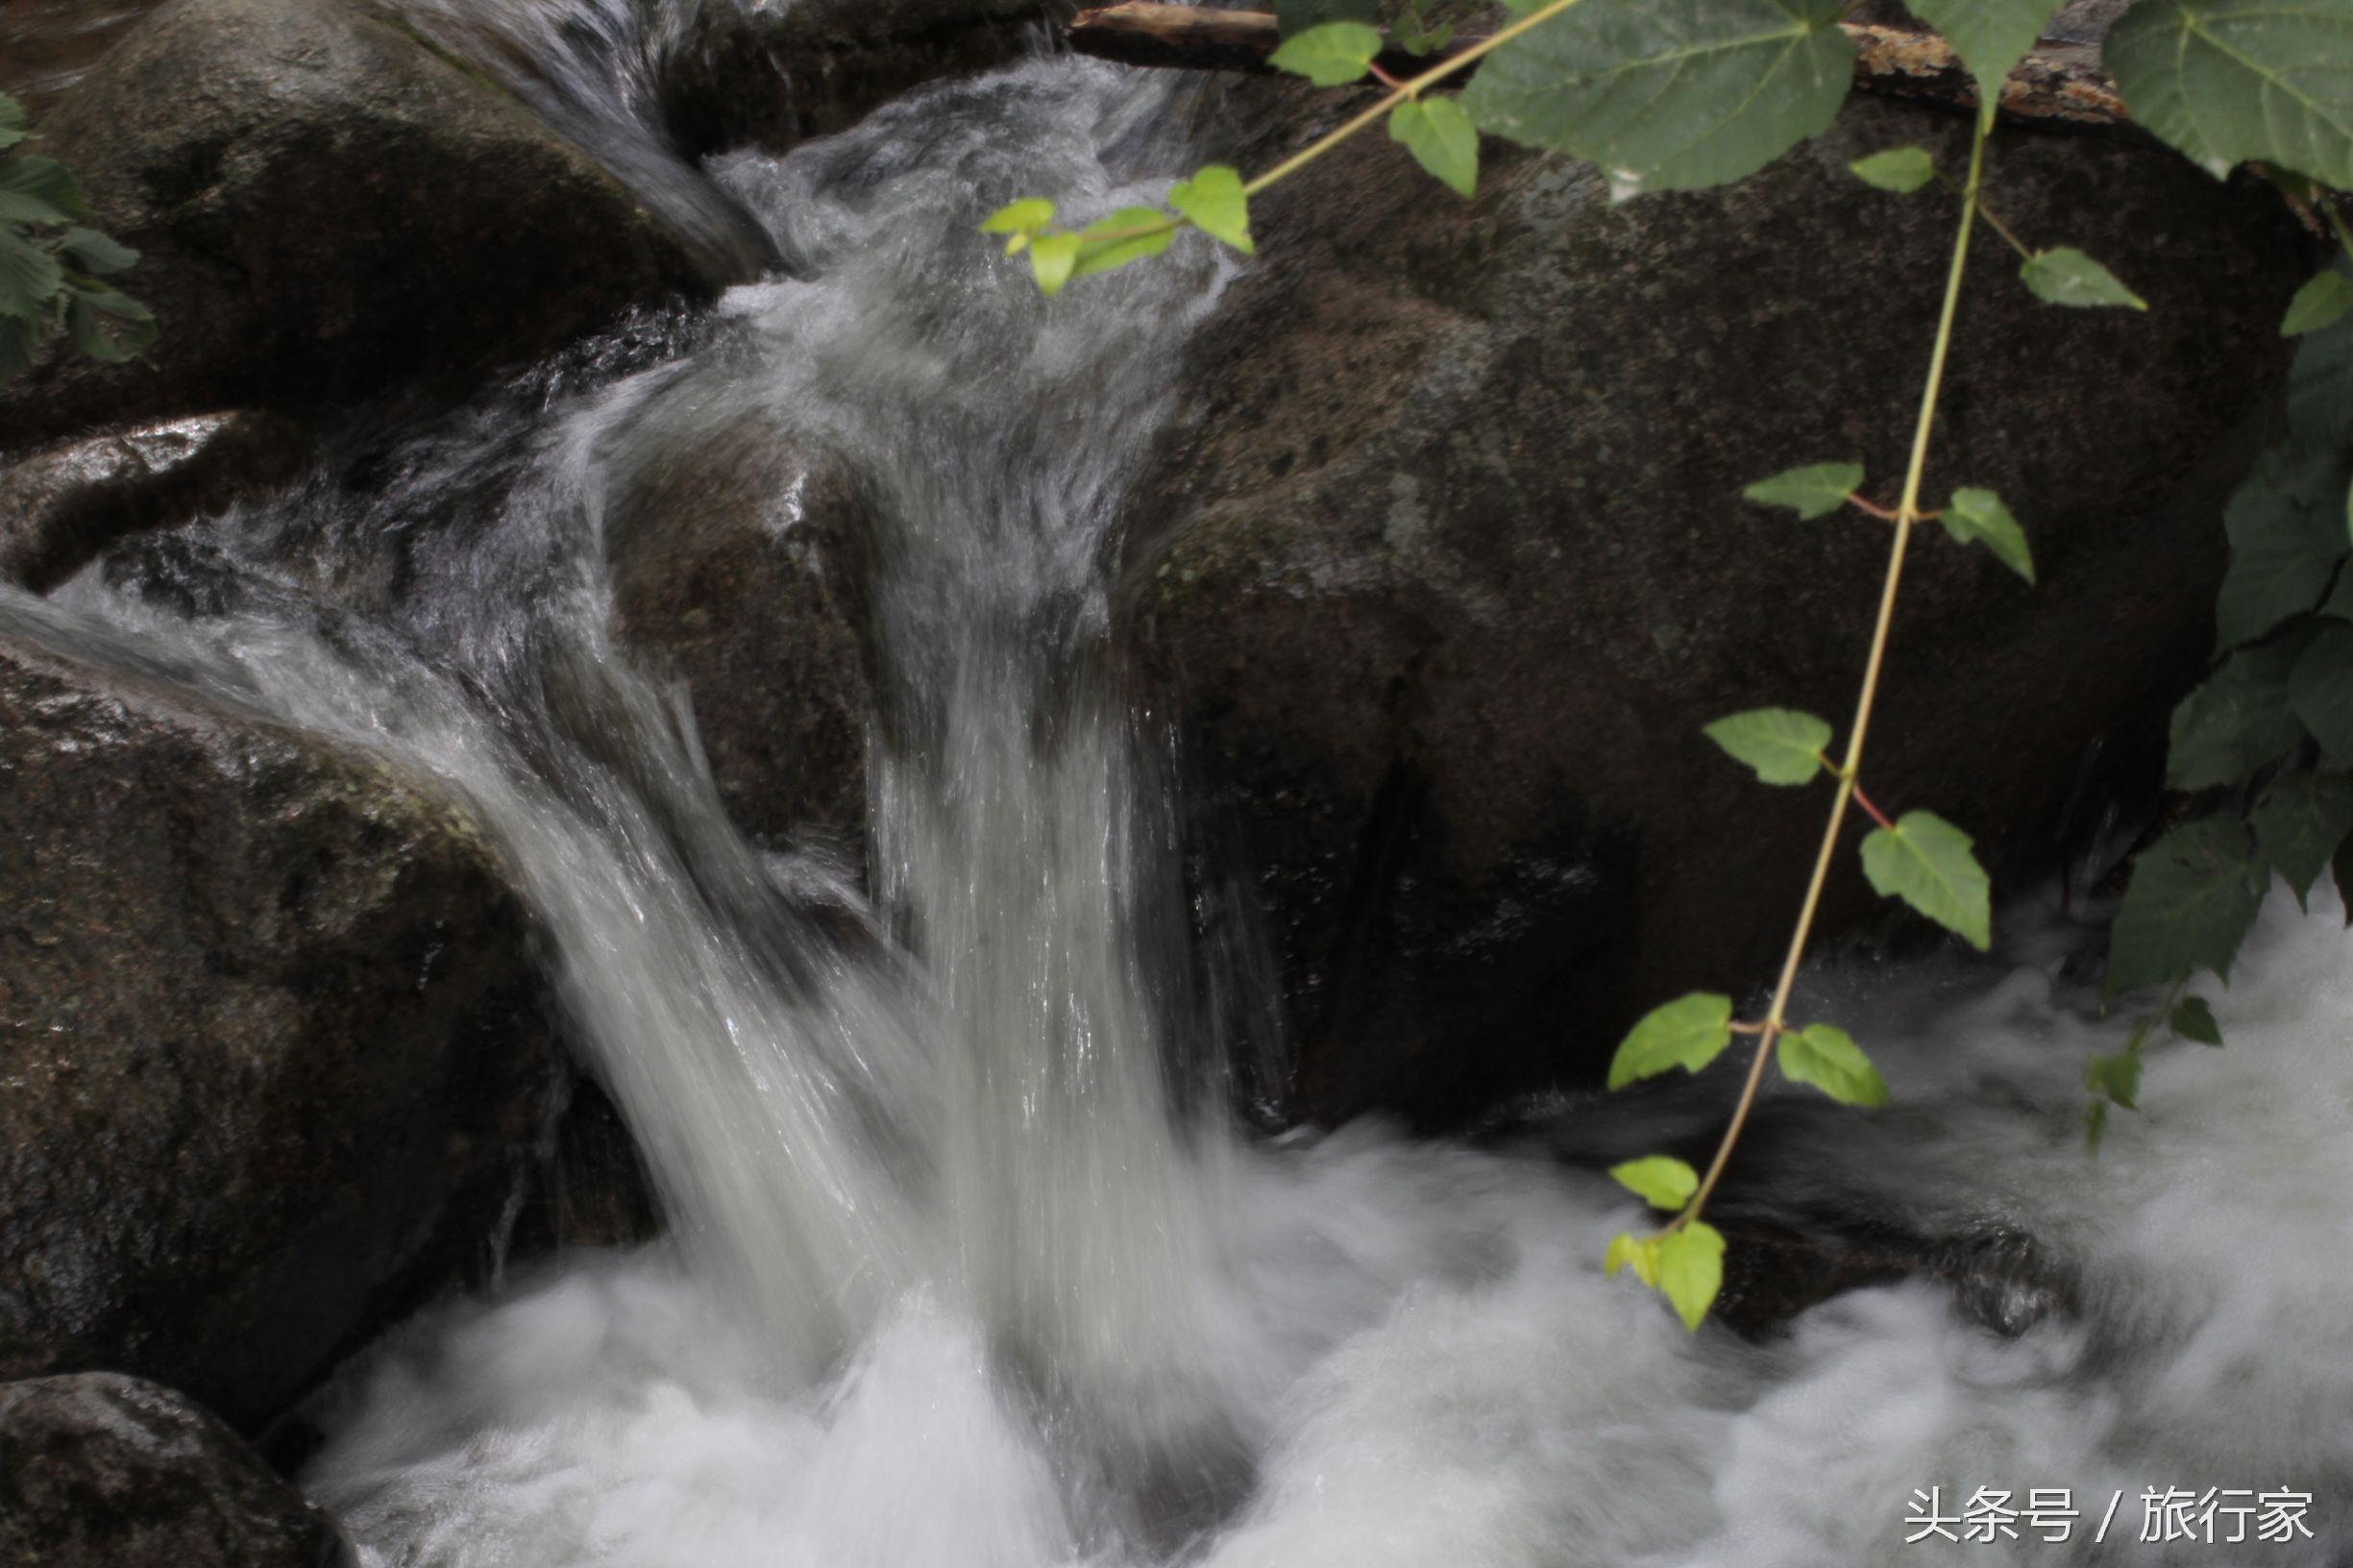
[1065,4,2127,130]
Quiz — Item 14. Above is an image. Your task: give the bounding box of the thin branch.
[1064,6,2130,129]
[1678,116,1993,1227]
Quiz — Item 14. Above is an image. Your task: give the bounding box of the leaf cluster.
[0,92,152,380]
[2097,298,2353,1126]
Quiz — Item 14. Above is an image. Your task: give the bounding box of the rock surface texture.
[0,0,732,452]
[1121,86,2315,1125]
[604,413,879,855]
[0,621,553,1429]
[663,0,1065,157]
[0,412,313,591]
[0,1373,354,1568]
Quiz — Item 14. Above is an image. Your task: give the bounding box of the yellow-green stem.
[1242,0,1586,196]
[1068,0,1591,252]
[1677,117,1992,1227]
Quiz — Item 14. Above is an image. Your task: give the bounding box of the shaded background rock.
[662,0,1066,159]
[0,618,555,1431]
[0,1373,353,1568]
[0,0,737,453]
[1121,86,2316,1127]
[0,0,166,117]
[0,411,315,592]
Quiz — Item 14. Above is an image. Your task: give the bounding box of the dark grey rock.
[662,0,1066,157]
[606,413,878,856]
[0,621,555,1430]
[0,1373,353,1568]
[0,0,736,452]
[1121,86,2316,1126]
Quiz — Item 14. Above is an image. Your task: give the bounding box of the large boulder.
[0,0,740,453]
[0,1373,353,1568]
[604,412,878,856]
[662,0,1065,157]
[1121,87,2315,1126]
[0,616,555,1429]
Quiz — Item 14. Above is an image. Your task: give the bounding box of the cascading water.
[14,20,2353,1568]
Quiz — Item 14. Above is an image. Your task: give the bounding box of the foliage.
[2092,256,2353,1136]
[986,0,2353,1327]
[0,91,152,380]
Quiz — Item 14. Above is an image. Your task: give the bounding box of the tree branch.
[1064,4,2126,129]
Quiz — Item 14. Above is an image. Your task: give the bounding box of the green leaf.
[1070,206,1176,282]
[1777,1022,1890,1106]
[2167,631,2316,790]
[2213,441,2350,650]
[1461,0,1856,195]
[2169,995,2224,1045]
[1268,20,1384,86]
[2291,620,2353,759]
[2284,269,2353,335]
[1850,145,1935,193]
[1604,1231,1660,1286]
[0,312,37,380]
[1940,487,2035,583]
[1859,810,1993,950]
[2083,1095,2110,1152]
[0,92,27,153]
[1028,230,1081,296]
[57,226,136,275]
[1607,992,1735,1090]
[1655,1222,1726,1332]
[1389,97,1481,198]
[0,229,63,322]
[2290,306,2353,443]
[1277,0,1380,35]
[1907,0,2066,104]
[1743,460,1863,519]
[2085,1049,2145,1110]
[2251,771,2353,906]
[980,198,1054,254]
[2105,0,2353,187]
[1703,707,1833,785]
[980,198,1054,235]
[1609,1155,1700,1211]
[2105,815,2270,995]
[0,155,86,226]
[63,284,152,364]
[1168,165,1254,255]
[2020,247,2148,310]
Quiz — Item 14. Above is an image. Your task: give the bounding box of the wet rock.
[0,1373,353,1568]
[663,0,1066,157]
[0,411,314,591]
[1711,1216,2066,1340]
[605,414,878,855]
[0,0,169,117]
[0,619,555,1430]
[1121,88,2316,1127]
[503,1077,664,1258]
[0,0,737,453]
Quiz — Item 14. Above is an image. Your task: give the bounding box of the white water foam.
[303,893,2353,1567]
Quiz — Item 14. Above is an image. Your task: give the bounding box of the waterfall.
[13,22,2353,1568]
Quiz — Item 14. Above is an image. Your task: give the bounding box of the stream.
[8,15,2350,1565]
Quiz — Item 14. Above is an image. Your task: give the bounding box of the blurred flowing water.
[11,19,2353,1568]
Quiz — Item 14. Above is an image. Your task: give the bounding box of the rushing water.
[12,18,2353,1568]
